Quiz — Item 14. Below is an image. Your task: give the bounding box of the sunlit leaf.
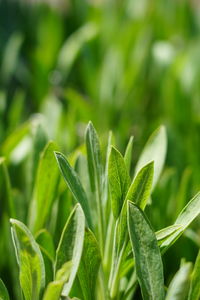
[29,141,59,232]
[55,204,85,297]
[10,219,45,300]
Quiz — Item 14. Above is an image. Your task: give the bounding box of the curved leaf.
[108,146,130,218]
[55,204,85,297]
[55,152,92,229]
[160,192,200,252]
[124,136,134,173]
[29,141,59,232]
[85,121,102,193]
[10,219,45,300]
[128,202,165,300]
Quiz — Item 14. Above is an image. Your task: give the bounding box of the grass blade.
[10,219,45,300]
[29,141,59,232]
[135,126,167,189]
[108,146,130,218]
[55,151,92,228]
[188,250,200,300]
[55,204,85,297]
[128,202,165,300]
[124,136,134,173]
[156,224,183,244]
[85,121,102,193]
[160,192,200,252]
[0,157,15,218]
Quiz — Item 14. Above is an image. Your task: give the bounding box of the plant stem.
[110,241,126,299]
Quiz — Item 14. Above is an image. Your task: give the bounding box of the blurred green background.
[1,0,200,297]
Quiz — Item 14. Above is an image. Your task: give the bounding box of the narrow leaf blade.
[108,146,130,218]
[85,121,102,193]
[160,192,200,252]
[128,202,165,300]
[124,136,134,173]
[55,204,85,297]
[29,141,59,232]
[55,152,92,228]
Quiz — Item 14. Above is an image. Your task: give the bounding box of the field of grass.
[1,0,200,299]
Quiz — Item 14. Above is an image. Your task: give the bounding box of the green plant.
[1,122,200,300]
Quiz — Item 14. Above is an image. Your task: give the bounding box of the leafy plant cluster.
[0,122,200,300]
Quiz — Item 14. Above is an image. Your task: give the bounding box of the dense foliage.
[0,122,200,299]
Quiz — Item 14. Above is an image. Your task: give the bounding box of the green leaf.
[126,161,154,209]
[117,161,154,252]
[156,224,183,244]
[0,157,15,218]
[55,204,85,297]
[128,202,165,300]
[124,136,134,173]
[78,229,101,300]
[160,192,200,252]
[188,250,200,300]
[55,151,92,228]
[10,219,45,300]
[43,281,64,300]
[43,262,71,300]
[135,126,167,189]
[85,121,102,193]
[166,262,192,300]
[108,146,130,218]
[0,279,10,300]
[29,141,59,232]
[27,124,48,198]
